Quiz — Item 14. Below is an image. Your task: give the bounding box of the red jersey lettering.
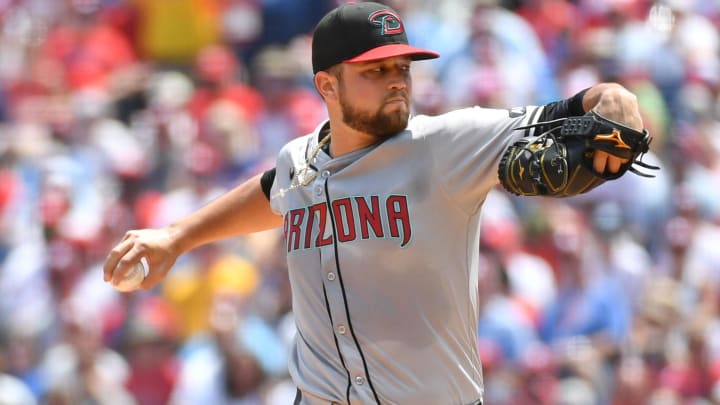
[332,198,357,243]
[387,195,411,247]
[286,208,305,252]
[356,196,384,239]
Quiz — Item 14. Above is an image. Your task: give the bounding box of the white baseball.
[112,257,149,292]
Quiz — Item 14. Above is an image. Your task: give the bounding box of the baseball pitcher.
[104,2,656,404]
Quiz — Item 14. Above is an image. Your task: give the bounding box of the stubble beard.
[338,89,410,140]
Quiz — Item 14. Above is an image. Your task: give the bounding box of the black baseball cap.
[312,2,440,74]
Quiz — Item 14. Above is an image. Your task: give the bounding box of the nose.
[388,80,407,91]
[388,69,409,91]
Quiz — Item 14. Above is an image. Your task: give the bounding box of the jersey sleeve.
[268,137,307,215]
[260,168,276,200]
[416,105,544,214]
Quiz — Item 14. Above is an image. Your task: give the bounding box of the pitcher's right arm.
[103,172,282,289]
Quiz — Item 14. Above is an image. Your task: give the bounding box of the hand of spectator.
[103,227,180,290]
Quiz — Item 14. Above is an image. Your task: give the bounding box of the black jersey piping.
[524,106,541,138]
[321,269,353,403]
[324,180,382,405]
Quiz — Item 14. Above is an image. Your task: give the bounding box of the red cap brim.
[344,44,439,64]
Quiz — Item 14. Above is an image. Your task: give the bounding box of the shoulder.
[407,108,478,138]
[279,134,312,156]
[409,106,544,137]
[276,132,318,169]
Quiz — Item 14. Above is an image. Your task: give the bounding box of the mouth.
[384,97,408,107]
[384,91,408,106]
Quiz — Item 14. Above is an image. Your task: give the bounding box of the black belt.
[294,389,482,405]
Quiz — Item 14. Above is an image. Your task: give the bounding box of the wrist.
[165,222,190,255]
[589,84,642,131]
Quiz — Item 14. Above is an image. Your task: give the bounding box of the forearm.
[499,82,652,196]
[104,172,281,288]
[582,83,642,130]
[168,172,282,253]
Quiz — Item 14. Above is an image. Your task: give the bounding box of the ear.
[314,71,338,101]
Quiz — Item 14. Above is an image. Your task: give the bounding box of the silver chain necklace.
[271,134,331,199]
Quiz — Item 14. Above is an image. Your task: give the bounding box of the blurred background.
[0,0,718,404]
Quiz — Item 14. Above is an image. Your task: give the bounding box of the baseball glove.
[498,109,658,197]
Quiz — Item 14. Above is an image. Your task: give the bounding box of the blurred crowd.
[0,0,718,404]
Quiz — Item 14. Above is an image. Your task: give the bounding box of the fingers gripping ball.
[113,257,149,292]
[498,110,659,197]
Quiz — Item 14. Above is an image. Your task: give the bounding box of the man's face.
[335,56,413,139]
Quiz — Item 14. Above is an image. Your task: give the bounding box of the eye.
[362,66,385,77]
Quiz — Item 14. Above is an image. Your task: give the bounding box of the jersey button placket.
[318,165,362,390]
[319,167,333,283]
[312,166,329,204]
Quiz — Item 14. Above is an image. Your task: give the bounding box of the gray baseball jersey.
[269,105,542,405]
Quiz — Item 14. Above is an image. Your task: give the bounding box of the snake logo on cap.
[368,10,404,36]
